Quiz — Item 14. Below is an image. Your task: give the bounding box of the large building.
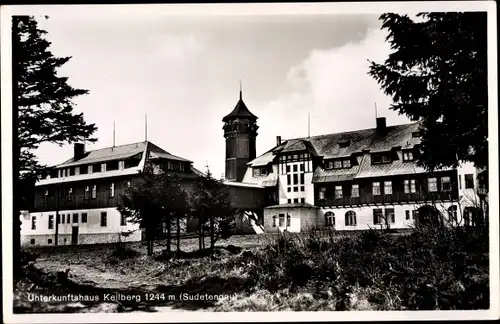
[223,98,485,233]
[22,141,203,246]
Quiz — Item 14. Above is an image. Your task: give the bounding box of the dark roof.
[248,121,423,167]
[222,92,258,122]
[265,203,319,209]
[57,141,191,168]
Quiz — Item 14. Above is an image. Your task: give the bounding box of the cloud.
[255,27,410,158]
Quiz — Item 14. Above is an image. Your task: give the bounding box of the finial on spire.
[239,80,242,100]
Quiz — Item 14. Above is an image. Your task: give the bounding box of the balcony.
[317,191,457,208]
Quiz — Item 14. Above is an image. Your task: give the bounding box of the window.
[385,208,395,224]
[293,165,298,172]
[465,174,474,189]
[300,186,305,192]
[403,151,414,161]
[286,215,291,227]
[382,155,391,163]
[31,216,36,230]
[120,214,126,226]
[384,181,393,195]
[459,175,462,189]
[30,239,35,245]
[293,198,299,203]
[326,161,334,169]
[345,211,356,226]
[279,214,285,227]
[73,213,78,223]
[48,215,54,229]
[81,213,87,223]
[441,177,451,191]
[80,165,88,174]
[293,187,298,192]
[253,168,261,177]
[342,159,351,168]
[101,163,106,172]
[412,210,419,220]
[287,174,291,185]
[300,198,305,203]
[66,214,71,223]
[334,186,343,199]
[261,168,268,176]
[92,185,97,199]
[372,182,381,195]
[84,186,90,200]
[373,209,383,224]
[100,212,107,227]
[300,164,305,172]
[286,165,291,173]
[448,206,458,224]
[319,187,326,200]
[66,188,73,201]
[373,153,391,164]
[404,180,410,194]
[287,187,291,192]
[410,180,417,193]
[325,212,335,227]
[272,215,277,227]
[334,160,342,169]
[293,174,298,185]
[287,199,291,203]
[351,184,359,198]
[61,214,65,224]
[405,210,410,220]
[428,178,438,192]
[48,239,53,244]
[109,183,115,197]
[107,160,119,171]
[300,173,304,184]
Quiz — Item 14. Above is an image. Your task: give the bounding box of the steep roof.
[56,141,191,168]
[248,121,423,167]
[222,92,258,122]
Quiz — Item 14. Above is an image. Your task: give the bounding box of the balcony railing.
[317,191,457,208]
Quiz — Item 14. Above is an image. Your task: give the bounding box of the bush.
[244,225,489,310]
[110,246,139,260]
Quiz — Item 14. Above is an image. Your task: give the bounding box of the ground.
[14,234,278,313]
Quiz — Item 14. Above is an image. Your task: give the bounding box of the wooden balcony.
[317,191,457,208]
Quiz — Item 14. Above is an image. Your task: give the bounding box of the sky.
[31,10,413,179]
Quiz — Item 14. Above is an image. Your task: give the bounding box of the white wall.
[25,207,140,237]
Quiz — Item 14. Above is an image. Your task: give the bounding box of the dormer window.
[342,159,351,168]
[411,131,422,138]
[372,153,392,165]
[253,167,269,177]
[325,158,352,169]
[253,168,261,177]
[333,160,342,169]
[403,150,414,162]
[339,140,350,148]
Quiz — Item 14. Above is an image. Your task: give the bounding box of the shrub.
[244,224,489,310]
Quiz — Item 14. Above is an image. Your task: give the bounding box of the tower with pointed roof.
[222,84,258,182]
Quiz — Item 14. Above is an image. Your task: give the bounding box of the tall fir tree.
[368,12,488,185]
[12,16,97,279]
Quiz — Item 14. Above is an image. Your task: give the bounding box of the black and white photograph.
[1,1,498,322]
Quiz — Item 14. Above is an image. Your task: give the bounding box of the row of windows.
[30,211,125,229]
[253,167,270,177]
[325,159,352,170]
[287,198,306,204]
[279,153,311,162]
[318,177,454,200]
[280,161,312,175]
[323,208,418,227]
[44,182,130,203]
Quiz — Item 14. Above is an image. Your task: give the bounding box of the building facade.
[237,115,484,233]
[23,141,202,246]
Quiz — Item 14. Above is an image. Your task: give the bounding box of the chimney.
[376,117,386,131]
[74,143,85,161]
[276,136,282,146]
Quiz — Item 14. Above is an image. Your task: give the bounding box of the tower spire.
[239,80,242,100]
